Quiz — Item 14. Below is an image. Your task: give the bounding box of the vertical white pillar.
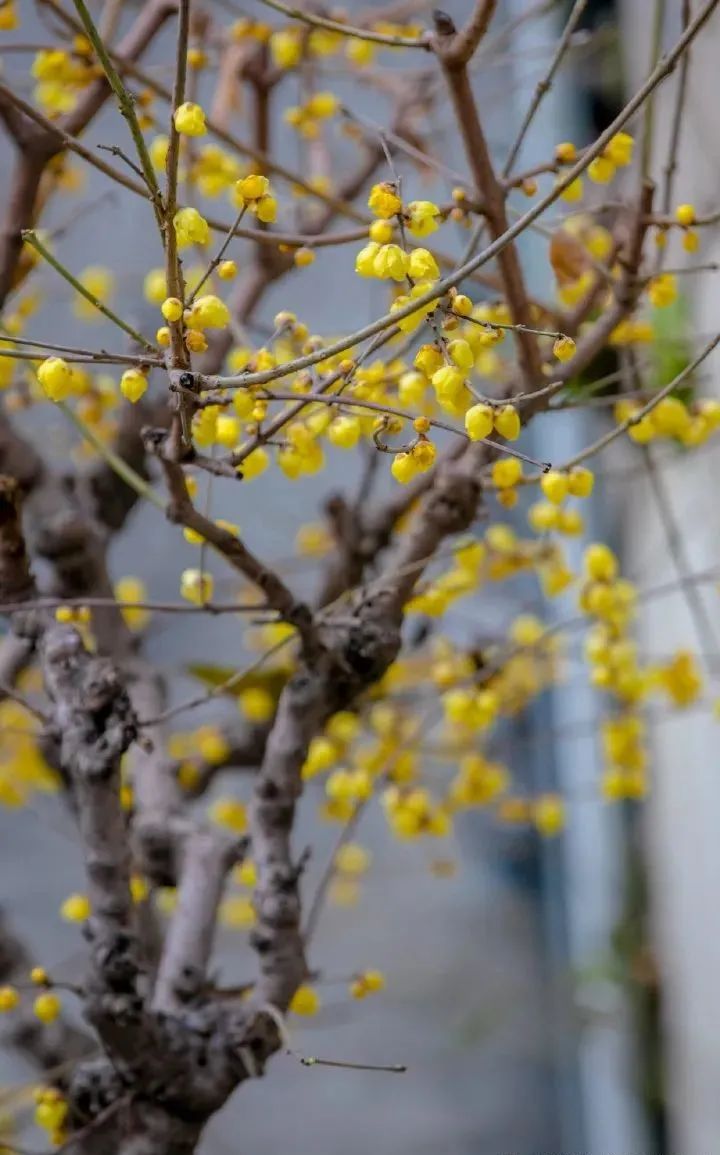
[621,5,720,1153]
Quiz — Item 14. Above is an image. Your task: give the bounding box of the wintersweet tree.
[0,0,717,1151]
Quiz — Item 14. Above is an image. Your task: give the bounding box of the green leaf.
[649,293,693,397]
[185,662,289,700]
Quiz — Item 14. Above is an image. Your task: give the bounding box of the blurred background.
[3,1,720,1152]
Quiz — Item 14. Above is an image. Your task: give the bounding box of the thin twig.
[21,231,155,351]
[71,0,164,228]
[201,0,720,391]
[257,0,431,49]
[502,0,588,176]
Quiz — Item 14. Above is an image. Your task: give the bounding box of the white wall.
[621,5,720,1153]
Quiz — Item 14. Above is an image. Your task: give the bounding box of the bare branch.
[153,830,245,1013]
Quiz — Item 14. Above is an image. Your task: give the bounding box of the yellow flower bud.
[373,243,408,281]
[60,893,91,922]
[161,297,183,322]
[391,451,419,484]
[675,202,696,226]
[465,402,494,441]
[552,335,576,363]
[584,543,618,582]
[540,469,569,504]
[33,993,61,1024]
[407,247,439,280]
[188,294,230,330]
[0,986,20,1012]
[37,357,72,402]
[237,173,269,201]
[368,181,402,219]
[492,457,523,488]
[290,985,320,1015]
[119,369,148,404]
[173,101,206,136]
[180,568,214,604]
[493,404,521,441]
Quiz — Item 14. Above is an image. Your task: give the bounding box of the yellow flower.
[528,501,558,532]
[187,47,206,69]
[660,651,702,707]
[407,247,439,280]
[238,686,275,722]
[369,220,393,244]
[583,543,618,582]
[533,794,565,836]
[60,893,91,922]
[406,200,440,238]
[0,3,18,30]
[120,369,148,403]
[37,357,72,402]
[290,985,320,1015]
[174,207,210,248]
[412,439,435,473]
[554,141,577,163]
[149,134,169,170]
[491,458,522,489]
[675,202,696,226]
[447,339,474,370]
[431,365,464,399]
[218,260,237,280]
[373,243,409,281]
[391,452,419,484]
[346,37,374,65]
[327,415,361,449]
[219,895,256,929]
[558,176,583,203]
[186,330,208,353]
[180,568,214,604]
[355,241,380,277]
[335,843,371,874]
[144,268,167,304]
[540,470,569,504]
[188,294,231,330]
[115,576,150,630]
[465,402,494,441]
[255,195,277,223]
[567,466,594,497]
[173,102,207,136]
[326,767,372,802]
[588,156,615,184]
[161,297,183,322]
[306,91,338,118]
[648,272,677,308]
[270,28,302,69]
[682,229,699,253]
[33,993,60,1030]
[493,405,520,441]
[236,173,270,202]
[414,344,443,376]
[0,987,19,1012]
[552,335,576,363]
[73,266,113,320]
[130,875,149,903]
[651,395,690,437]
[241,447,269,480]
[604,132,634,167]
[293,247,315,268]
[210,797,247,833]
[368,182,402,219]
[350,969,386,998]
